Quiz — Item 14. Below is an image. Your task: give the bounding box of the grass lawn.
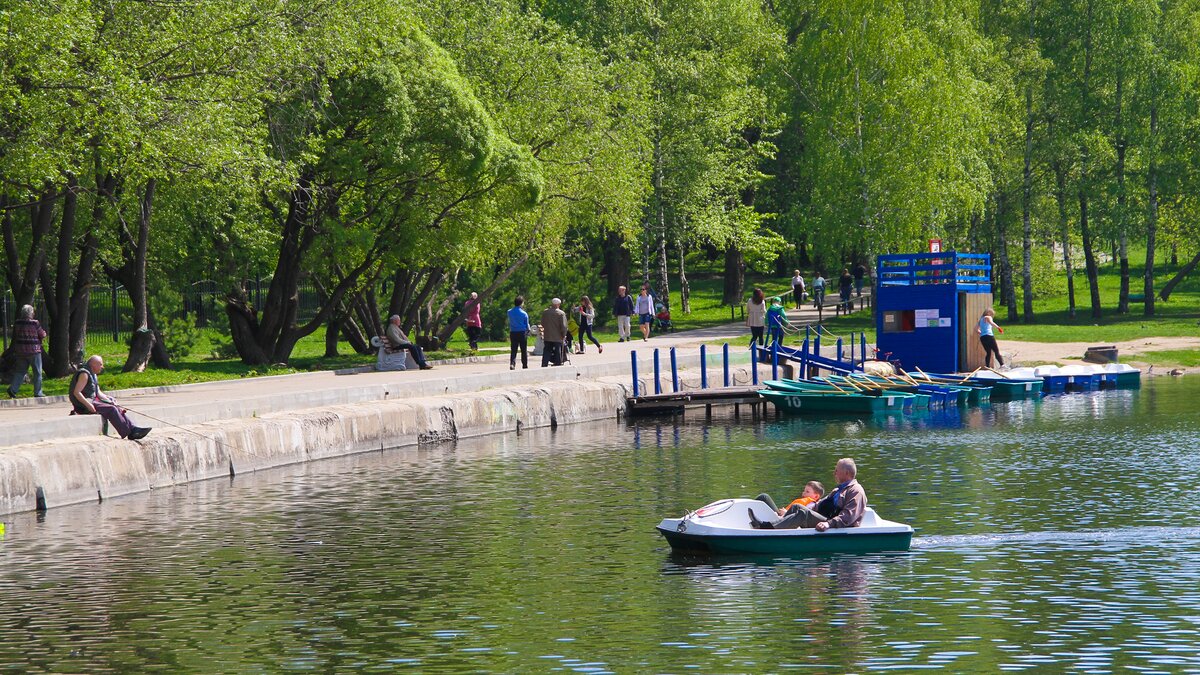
[1137,349,1200,368]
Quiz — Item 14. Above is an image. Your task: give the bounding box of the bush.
[161,313,200,359]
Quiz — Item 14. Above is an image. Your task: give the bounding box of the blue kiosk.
[875,252,993,374]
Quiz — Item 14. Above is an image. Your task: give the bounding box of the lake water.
[3,377,1200,672]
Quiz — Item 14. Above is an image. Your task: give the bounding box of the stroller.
[655,306,673,333]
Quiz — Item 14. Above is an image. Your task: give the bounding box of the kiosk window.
[882,310,916,333]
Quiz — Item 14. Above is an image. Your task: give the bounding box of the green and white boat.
[758,387,910,414]
[657,498,914,555]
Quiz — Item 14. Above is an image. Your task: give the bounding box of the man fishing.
[69,356,152,440]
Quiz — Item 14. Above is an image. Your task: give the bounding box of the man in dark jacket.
[613,286,634,342]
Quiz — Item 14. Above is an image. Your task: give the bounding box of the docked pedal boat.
[758,387,910,414]
[656,498,914,555]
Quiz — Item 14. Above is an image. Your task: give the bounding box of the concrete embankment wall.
[0,379,639,517]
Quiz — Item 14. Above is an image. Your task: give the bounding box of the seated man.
[812,457,867,531]
[385,315,433,370]
[70,355,151,440]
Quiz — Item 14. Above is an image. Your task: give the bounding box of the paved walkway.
[0,294,872,447]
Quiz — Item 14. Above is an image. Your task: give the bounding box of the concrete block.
[139,433,231,488]
[88,441,151,501]
[449,392,520,439]
[0,453,38,514]
[224,418,307,474]
[500,387,555,431]
[14,442,102,510]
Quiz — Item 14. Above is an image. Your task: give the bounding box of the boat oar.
[957,367,984,385]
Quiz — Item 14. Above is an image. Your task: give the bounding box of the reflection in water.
[1,379,1199,671]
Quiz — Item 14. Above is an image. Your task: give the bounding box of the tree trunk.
[324,312,340,358]
[603,231,630,301]
[123,179,158,373]
[1159,250,1200,301]
[1078,187,1102,319]
[45,176,79,376]
[68,170,112,366]
[1053,163,1076,318]
[1144,104,1158,317]
[3,187,56,308]
[722,246,745,305]
[994,192,1018,322]
[1077,0,1101,320]
[655,233,669,312]
[1115,68,1129,314]
[677,238,690,314]
[1021,86,1035,323]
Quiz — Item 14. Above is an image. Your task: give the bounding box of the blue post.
[814,334,821,358]
[837,337,844,363]
[631,350,639,397]
[653,349,662,395]
[861,333,868,366]
[670,347,679,392]
[700,345,708,389]
[850,335,855,364]
[751,342,759,385]
[723,343,730,387]
[771,340,779,381]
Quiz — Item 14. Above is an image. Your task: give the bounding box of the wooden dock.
[625,386,767,416]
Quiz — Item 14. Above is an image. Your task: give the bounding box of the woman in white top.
[790,270,806,309]
[746,287,767,348]
[634,285,655,340]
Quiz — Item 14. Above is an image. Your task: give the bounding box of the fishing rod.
[118,403,242,453]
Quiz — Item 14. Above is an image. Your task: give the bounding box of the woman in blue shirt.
[977,307,1005,368]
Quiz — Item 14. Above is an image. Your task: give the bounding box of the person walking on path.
[540,298,569,367]
[790,270,806,309]
[464,292,483,351]
[838,268,854,308]
[853,263,867,297]
[574,296,603,354]
[7,304,46,398]
[69,356,151,440]
[812,272,826,308]
[386,315,434,370]
[977,307,1005,368]
[765,296,791,346]
[634,285,655,341]
[507,296,530,370]
[613,286,634,342]
[746,287,766,349]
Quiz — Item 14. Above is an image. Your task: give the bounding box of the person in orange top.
[782,481,825,514]
[751,481,826,529]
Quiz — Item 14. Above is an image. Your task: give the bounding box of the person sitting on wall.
[386,315,433,370]
[69,356,151,440]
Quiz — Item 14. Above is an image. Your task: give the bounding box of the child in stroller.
[655,303,673,333]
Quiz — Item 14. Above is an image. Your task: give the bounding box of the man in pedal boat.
[751,457,866,531]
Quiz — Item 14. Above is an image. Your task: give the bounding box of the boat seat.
[859,508,880,527]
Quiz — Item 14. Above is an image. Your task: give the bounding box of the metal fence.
[1,278,325,352]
